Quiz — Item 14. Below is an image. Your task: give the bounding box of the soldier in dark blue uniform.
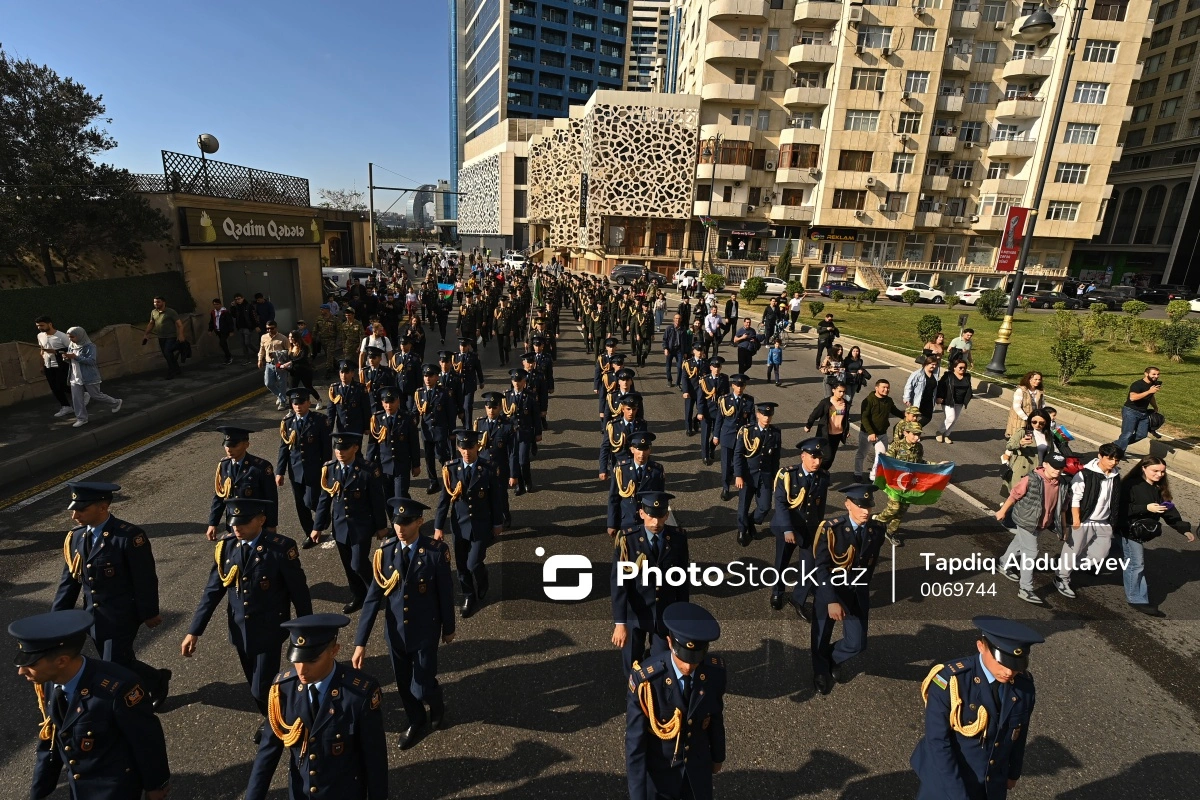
[435,428,505,618]
[52,482,171,710]
[679,342,707,436]
[696,357,730,466]
[611,492,690,675]
[770,437,830,616]
[504,368,543,495]
[594,336,620,397]
[11,609,171,800]
[474,391,516,524]
[733,402,782,547]
[276,388,333,536]
[521,351,551,435]
[206,426,279,541]
[436,350,466,424]
[360,346,398,416]
[412,364,457,495]
[391,335,423,398]
[603,367,640,427]
[810,483,887,695]
[327,359,372,435]
[714,374,756,501]
[531,333,555,397]
[452,337,485,423]
[607,430,666,536]
[353,498,456,750]
[600,394,649,481]
[597,351,625,425]
[911,617,1044,800]
[366,386,421,501]
[182,499,312,733]
[312,431,389,614]
[246,614,388,800]
[625,602,725,800]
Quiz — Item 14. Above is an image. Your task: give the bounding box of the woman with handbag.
[842,345,867,409]
[1005,371,1045,437]
[934,358,974,444]
[1000,410,1065,494]
[820,343,846,399]
[1118,455,1194,617]
[63,326,123,428]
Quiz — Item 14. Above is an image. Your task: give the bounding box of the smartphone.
[1163,501,1175,510]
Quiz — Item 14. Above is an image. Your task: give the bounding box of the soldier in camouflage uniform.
[339,308,365,363]
[874,420,929,546]
[314,306,339,378]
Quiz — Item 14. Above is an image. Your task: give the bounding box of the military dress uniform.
[338,316,365,361]
[474,395,516,523]
[625,602,726,800]
[678,346,707,436]
[585,304,608,353]
[209,427,279,532]
[696,363,730,465]
[494,302,515,365]
[504,374,543,494]
[355,498,455,741]
[412,372,457,493]
[452,342,485,422]
[247,615,387,800]
[52,482,169,705]
[391,346,423,399]
[594,339,619,395]
[12,610,171,800]
[326,367,372,434]
[277,393,334,533]
[436,357,466,423]
[911,617,1044,800]
[633,306,655,368]
[732,405,782,546]
[611,492,689,674]
[607,433,666,532]
[361,355,398,416]
[714,383,755,497]
[769,439,830,611]
[531,342,555,396]
[434,439,504,615]
[313,439,389,611]
[597,355,625,423]
[600,401,650,477]
[810,485,887,691]
[366,389,421,500]
[188,499,313,714]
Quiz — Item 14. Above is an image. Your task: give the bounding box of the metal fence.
[137,151,311,207]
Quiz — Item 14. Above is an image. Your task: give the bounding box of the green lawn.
[804,301,1200,439]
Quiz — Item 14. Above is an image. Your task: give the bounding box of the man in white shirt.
[35,315,75,417]
[704,307,723,356]
[788,292,803,333]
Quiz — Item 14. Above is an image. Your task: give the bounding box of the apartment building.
[671,0,1150,293]
[625,0,676,91]
[1074,0,1200,289]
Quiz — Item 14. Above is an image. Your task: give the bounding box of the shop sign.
[806,228,858,242]
[181,208,323,246]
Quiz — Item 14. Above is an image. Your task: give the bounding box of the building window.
[905,71,930,93]
[1176,146,1200,163]
[510,23,535,39]
[1153,122,1177,141]
[539,74,564,90]
[1011,43,1036,60]
[766,28,780,50]
[1150,28,1174,49]
[951,160,973,179]
[1184,16,1200,38]
[781,188,804,205]
[1082,40,1119,62]
[730,108,745,126]
[538,94,562,111]
[757,110,772,130]
[1159,0,1179,21]
[1137,78,1160,99]
[1134,185,1167,243]
[838,150,875,171]
[780,143,821,168]
[1073,81,1109,104]
[789,112,817,128]
[982,1,1006,21]
[509,68,533,84]
[931,235,964,264]
[794,70,825,88]
[1045,201,1079,221]
[571,57,594,72]
[987,161,1010,179]
[739,27,763,42]
[977,42,998,63]
[1064,122,1100,144]
[1161,97,1181,117]
[601,42,623,58]
[845,110,880,131]
[1055,163,1089,183]
[513,189,528,218]
[967,81,990,103]
[979,195,1019,216]
[912,28,937,51]
[598,63,621,79]
[1125,128,1146,147]
[1092,0,1128,20]
[575,14,596,30]
[852,68,887,91]
[571,35,594,50]
[892,153,915,174]
[1145,53,1165,73]
[603,21,624,36]
[734,68,759,85]
[899,112,922,134]
[833,189,867,209]
[959,121,983,142]
[762,70,776,90]
[748,187,762,206]
[570,78,592,94]
[1167,69,1190,90]
[512,1,536,16]
[797,29,828,45]
[857,25,894,48]
[884,192,908,212]
[507,89,533,106]
[993,123,1020,140]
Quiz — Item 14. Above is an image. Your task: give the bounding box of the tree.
[901,289,921,306]
[916,314,942,343]
[1050,338,1096,385]
[808,301,825,319]
[946,294,960,310]
[977,288,1008,321]
[0,47,169,285]
[774,239,792,279]
[316,187,368,212]
[1158,321,1200,362]
[702,272,727,292]
[740,276,765,301]
[1166,298,1191,323]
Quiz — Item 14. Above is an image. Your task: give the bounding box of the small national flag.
[873,454,954,505]
[437,283,455,300]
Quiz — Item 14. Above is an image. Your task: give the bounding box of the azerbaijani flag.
[873,454,955,505]
[437,283,455,300]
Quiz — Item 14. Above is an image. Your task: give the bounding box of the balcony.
[972,214,1008,231]
[995,97,1044,120]
[776,167,820,185]
[987,138,1036,158]
[769,205,815,223]
[696,162,753,181]
[788,44,837,68]
[936,94,964,113]
[950,9,981,29]
[923,174,950,192]
[700,123,754,141]
[783,86,832,107]
[794,0,842,25]
[705,39,766,63]
[701,83,761,103]
[779,126,826,146]
[930,135,958,152]
[979,178,1029,196]
[694,200,749,218]
[915,211,944,228]
[943,52,972,72]
[710,0,768,21]
[1002,56,1054,80]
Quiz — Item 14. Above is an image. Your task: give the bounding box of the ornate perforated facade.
[457,153,502,236]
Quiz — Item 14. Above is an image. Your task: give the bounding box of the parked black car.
[1084,287,1139,310]
[1017,290,1082,309]
[819,281,868,297]
[609,264,667,286]
[1137,283,1195,304]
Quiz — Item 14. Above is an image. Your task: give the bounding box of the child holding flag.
[873,421,954,547]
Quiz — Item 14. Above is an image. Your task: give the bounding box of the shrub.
[740,276,765,301]
[1122,299,1149,317]
[977,288,1008,321]
[830,290,844,303]
[1157,321,1200,362]
[901,289,921,306]
[1111,314,1135,347]
[1019,297,1033,312]
[1052,301,1068,310]
[1166,298,1191,324]
[863,289,880,304]
[785,279,805,296]
[1050,338,1096,385]
[946,294,961,310]
[807,300,825,319]
[916,314,943,343]
[1081,304,1108,344]
[1090,302,1108,315]
[1135,318,1164,353]
[702,272,727,292]
[1051,309,1077,340]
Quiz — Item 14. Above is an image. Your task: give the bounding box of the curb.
[0,371,265,490]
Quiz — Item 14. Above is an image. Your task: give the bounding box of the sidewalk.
[0,356,265,488]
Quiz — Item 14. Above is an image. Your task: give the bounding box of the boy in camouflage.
[875,420,928,546]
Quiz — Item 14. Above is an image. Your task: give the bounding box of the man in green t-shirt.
[142,296,186,378]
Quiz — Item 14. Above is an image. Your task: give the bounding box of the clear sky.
[3,0,452,207]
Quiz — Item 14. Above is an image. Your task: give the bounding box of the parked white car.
[503,253,527,269]
[956,288,984,305]
[740,276,789,294]
[886,281,947,303]
[674,268,700,288]
[1190,297,1200,313]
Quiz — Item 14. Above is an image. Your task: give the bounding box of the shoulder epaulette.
[338,666,378,697]
[273,668,298,685]
[92,670,126,696]
[707,655,726,669]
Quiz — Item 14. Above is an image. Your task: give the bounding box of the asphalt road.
[1,272,1198,800]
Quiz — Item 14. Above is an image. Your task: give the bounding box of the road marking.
[0,388,266,513]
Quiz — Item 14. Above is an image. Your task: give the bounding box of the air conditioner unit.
[963,180,973,187]
[902,90,911,100]
[947,37,955,47]
[919,193,929,200]
[970,214,980,222]
[882,47,892,56]
[734,180,742,187]
[954,215,965,223]
[747,204,757,212]
[964,141,974,148]
[995,21,1007,30]
[900,133,910,143]
[865,176,877,187]
[932,202,943,211]
[854,210,865,217]
[855,44,864,54]
[937,168,948,176]
[808,167,820,176]
[878,203,889,212]
[915,5,925,15]
[848,6,864,22]
[765,161,777,171]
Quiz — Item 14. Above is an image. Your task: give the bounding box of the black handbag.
[1126,517,1163,543]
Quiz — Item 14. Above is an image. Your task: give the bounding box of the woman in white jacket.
[64,326,122,427]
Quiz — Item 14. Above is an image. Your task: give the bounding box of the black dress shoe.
[1130,603,1166,617]
[343,598,364,614]
[737,529,751,547]
[301,537,317,549]
[426,484,439,495]
[769,594,784,611]
[253,721,266,745]
[152,669,172,712]
[430,703,445,730]
[461,597,477,618]
[831,662,848,684]
[814,673,834,695]
[514,486,526,497]
[788,596,812,622]
[720,487,730,502]
[399,722,429,750]
[703,457,712,467]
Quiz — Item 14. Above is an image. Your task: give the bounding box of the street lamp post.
[986,1,1085,377]
[699,134,722,276]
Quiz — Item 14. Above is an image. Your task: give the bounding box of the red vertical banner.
[995,207,1031,272]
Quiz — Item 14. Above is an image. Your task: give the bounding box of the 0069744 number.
[920,582,998,598]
